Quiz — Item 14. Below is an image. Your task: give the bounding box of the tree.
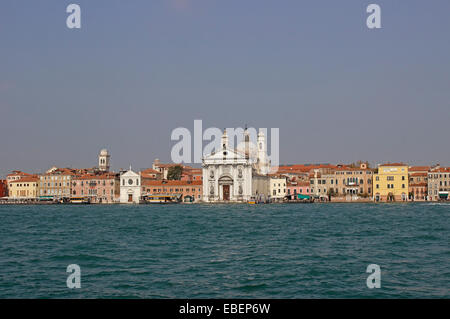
[167,165,183,180]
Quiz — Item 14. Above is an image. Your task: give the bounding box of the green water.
[0,203,448,298]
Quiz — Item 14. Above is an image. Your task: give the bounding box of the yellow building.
[373,163,408,202]
[9,177,39,199]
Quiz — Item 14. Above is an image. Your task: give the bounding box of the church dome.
[100,149,109,156]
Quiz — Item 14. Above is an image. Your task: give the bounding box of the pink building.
[287,179,311,198]
[72,173,120,203]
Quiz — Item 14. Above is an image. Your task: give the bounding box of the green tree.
[167,165,183,180]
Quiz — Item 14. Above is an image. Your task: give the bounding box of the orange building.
[141,180,203,202]
[0,180,7,198]
[408,166,430,201]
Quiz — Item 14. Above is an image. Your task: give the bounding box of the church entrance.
[223,185,230,201]
[128,194,133,202]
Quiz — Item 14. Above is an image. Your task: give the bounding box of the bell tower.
[98,149,110,172]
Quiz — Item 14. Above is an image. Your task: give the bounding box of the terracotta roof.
[432,167,450,173]
[7,171,33,177]
[183,168,202,175]
[73,173,118,180]
[379,163,407,167]
[409,166,431,172]
[334,166,373,172]
[410,172,427,177]
[154,163,193,169]
[277,164,338,172]
[10,177,39,183]
[43,168,77,176]
[141,168,161,175]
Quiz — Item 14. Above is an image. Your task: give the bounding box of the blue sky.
[1,0,450,175]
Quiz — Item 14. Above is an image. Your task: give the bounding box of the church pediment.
[121,170,139,178]
[203,147,247,162]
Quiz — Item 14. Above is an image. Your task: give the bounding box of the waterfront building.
[309,171,334,201]
[269,174,287,201]
[287,179,311,199]
[119,168,141,203]
[202,129,253,202]
[309,163,373,201]
[427,167,450,201]
[72,172,120,203]
[0,180,7,198]
[8,176,39,199]
[141,180,203,202]
[373,163,409,202]
[277,164,337,183]
[39,168,75,200]
[332,163,374,198]
[408,166,430,201]
[252,174,271,202]
[98,149,110,172]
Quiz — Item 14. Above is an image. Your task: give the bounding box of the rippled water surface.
[0,203,449,298]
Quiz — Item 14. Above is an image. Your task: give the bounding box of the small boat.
[143,194,181,204]
[248,196,257,204]
[69,197,90,204]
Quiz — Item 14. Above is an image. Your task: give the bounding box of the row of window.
[73,189,114,196]
[273,188,287,196]
[335,171,372,175]
[311,188,370,194]
[40,176,70,181]
[287,189,310,194]
[40,182,70,187]
[375,184,406,189]
[40,189,69,195]
[73,180,113,186]
[145,188,201,193]
[428,174,450,179]
[10,183,37,187]
[311,178,370,185]
[375,176,406,181]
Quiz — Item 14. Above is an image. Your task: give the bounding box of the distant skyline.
[1,0,450,177]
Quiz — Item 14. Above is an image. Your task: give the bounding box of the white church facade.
[202,128,271,202]
[119,169,141,204]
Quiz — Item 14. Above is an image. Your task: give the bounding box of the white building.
[269,175,287,201]
[120,168,141,203]
[202,128,271,202]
